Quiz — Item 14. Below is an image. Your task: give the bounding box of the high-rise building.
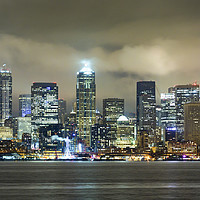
[76,65,96,147]
[173,83,199,141]
[184,102,200,145]
[19,94,31,117]
[91,124,110,153]
[156,105,162,127]
[136,81,156,147]
[16,116,31,140]
[0,64,12,126]
[0,126,13,140]
[103,98,124,145]
[31,82,59,148]
[161,93,176,141]
[58,98,67,125]
[161,93,176,128]
[115,115,135,149]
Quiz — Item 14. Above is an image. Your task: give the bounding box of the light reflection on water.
[0,161,200,200]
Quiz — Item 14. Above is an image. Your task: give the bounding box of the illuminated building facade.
[22,133,32,151]
[103,98,124,145]
[58,98,66,125]
[19,94,31,117]
[39,124,63,151]
[0,126,13,140]
[184,102,200,145]
[91,124,110,152]
[16,116,31,140]
[166,141,197,154]
[0,65,12,126]
[161,93,176,128]
[137,81,156,147]
[173,84,199,141]
[76,66,96,147]
[115,115,135,149]
[161,93,176,141]
[156,105,162,127]
[31,82,59,148]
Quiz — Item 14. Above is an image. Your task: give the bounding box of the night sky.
[0,0,200,115]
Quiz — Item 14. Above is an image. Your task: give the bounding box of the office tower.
[16,116,31,140]
[76,65,96,147]
[31,82,59,148]
[91,124,110,153]
[22,133,32,151]
[58,98,67,125]
[19,94,31,117]
[184,102,200,145]
[173,83,199,141]
[39,124,63,152]
[103,98,124,145]
[64,122,77,152]
[156,105,162,127]
[137,130,149,152]
[137,81,156,147]
[96,110,103,124]
[4,117,18,137]
[161,93,176,141]
[0,126,13,140]
[161,93,176,128]
[115,115,135,149]
[0,64,12,126]
[69,110,76,123]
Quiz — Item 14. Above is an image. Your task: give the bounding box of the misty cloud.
[107,71,146,80]
[0,0,200,115]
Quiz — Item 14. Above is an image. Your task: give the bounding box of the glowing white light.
[79,60,94,74]
[81,60,90,67]
[117,115,129,122]
[78,143,82,152]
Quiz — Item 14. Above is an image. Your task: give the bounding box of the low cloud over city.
[0,0,200,114]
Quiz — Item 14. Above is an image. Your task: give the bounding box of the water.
[0,161,200,199]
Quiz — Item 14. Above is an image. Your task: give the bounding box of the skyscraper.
[16,116,31,140]
[76,65,96,147]
[184,102,200,145]
[19,94,31,117]
[115,115,135,149]
[161,93,176,129]
[161,93,176,141]
[58,98,66,125]
[103,98,124,145]
[137,81,156,147]
[31,82,59,148]
[173,83,199,141]
[0,64,12,126]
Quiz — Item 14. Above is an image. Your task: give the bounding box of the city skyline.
[1,0,200,116]
[0,2,200,199]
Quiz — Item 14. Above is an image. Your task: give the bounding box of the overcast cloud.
[0,0,200,115]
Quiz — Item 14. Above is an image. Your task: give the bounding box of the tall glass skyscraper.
[161,93,177,141]
[76,65,96,147]
[31,82,58,149]
[173,84,199,141]
[161,93,176,128]
[184,102,200,145]
[0,64,12,126]
[103,98,124,145]
[58,98,66,125]
[137,81,156,147]
[19,94,31,117]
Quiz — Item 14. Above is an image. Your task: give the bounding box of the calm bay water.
[0,161,200,200]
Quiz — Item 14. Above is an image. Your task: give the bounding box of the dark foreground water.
[0,161,200,200]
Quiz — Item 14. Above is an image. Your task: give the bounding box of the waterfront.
[0,161,200,199]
